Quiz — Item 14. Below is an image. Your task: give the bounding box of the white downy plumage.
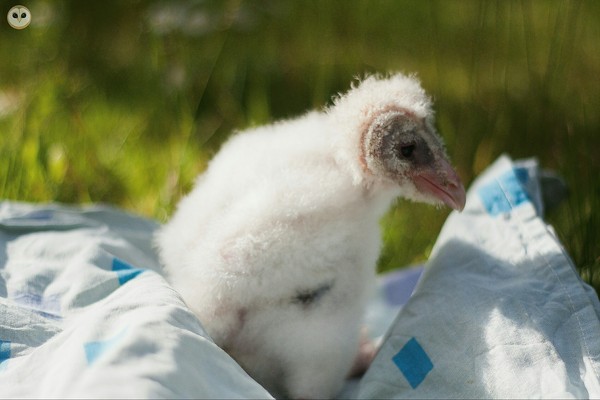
[156,73,466,399]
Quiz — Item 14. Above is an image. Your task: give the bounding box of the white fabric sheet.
[0,203,272,399]
[1,155,599,398]
[357,155,600,399]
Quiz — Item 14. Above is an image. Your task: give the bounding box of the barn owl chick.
[156,73,465,399]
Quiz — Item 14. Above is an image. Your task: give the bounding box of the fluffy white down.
[156,73,434,398]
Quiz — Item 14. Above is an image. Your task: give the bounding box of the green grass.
[1,0,598,289]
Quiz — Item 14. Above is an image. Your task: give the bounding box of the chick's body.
[156,74,465,398]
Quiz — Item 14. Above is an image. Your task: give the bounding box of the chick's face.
[363,108,466,211]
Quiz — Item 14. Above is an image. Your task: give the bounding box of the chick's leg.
[347,327,380,377]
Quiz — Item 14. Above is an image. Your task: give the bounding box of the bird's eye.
[21,13,27,18]
[400,144,415,158]
[12,13,18,18]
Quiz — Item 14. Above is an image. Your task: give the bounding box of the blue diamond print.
[392,337,433,389]
[0,340,10,363]
[0,340,10,371]
[478,168,531,216]
[112,258,144,285]
[84,329,127,365]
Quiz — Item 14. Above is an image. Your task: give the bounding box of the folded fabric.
[0,203,272,399]
[1,155,598,399]
[357,155,600,399]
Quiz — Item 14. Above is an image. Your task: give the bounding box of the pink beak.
[412,158,466,211]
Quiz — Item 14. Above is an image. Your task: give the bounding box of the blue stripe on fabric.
[84,329,127,365]
[478,168,531,216]
[0,340,10,370]
[392,337,433,389]
[111,258,144,285]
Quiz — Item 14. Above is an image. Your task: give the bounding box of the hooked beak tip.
[411,158,467,212]
[447,181,466,212]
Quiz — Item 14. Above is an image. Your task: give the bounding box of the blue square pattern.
[0,340,10,362]
[0,340,10,371]
[112,258,145,285]
[478,167,531,216]
[392,337,434,389]
[84,328,128,365]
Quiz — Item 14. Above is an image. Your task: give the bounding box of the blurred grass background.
[0,0,598,290]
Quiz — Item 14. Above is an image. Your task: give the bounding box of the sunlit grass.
[0,0,598,290]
